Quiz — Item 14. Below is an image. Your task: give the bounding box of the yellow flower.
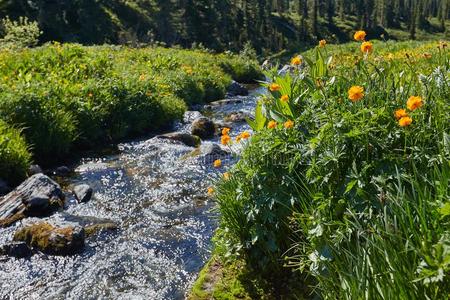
[406,96,423,111]
[214,159,222,168]
[222,127,230,135]
[139,74,146,81]
[269,83,281,92]
[284,120,294,129]
[268,120,277,129]
[280,95,289,102]
[223,172,230,180]
[207,187,215,195]
[394,109,408,120]
[291,56,302,66]
[240,131,251,139]
[221,134,231,145]
[361,41,373,54]
[399,116,412,127]
[354,30,367,41]
[319,39,327,48]
[348,86,364,102]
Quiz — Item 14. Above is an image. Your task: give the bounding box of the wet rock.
[14,222,85,255]
[157,132,201,148]
[183,111,203,124]
[73,184,93,203]
[209,98,243,107]
[0,179,10,196]
[48,213,118,237]
[0,242,32,258]
[191,117,216,139]
[0,174,65,227]
[224,111,251,123]
[226,80,248,97]
[215,122,234,135]
[200,143,230,158]
[28,165,43,176]
[54,166,71,177]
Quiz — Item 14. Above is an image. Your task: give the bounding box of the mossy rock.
[14,222,85,255]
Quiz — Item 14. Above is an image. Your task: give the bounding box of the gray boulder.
[73,184,93,203]
[191,117,216,139]
[28,165,43,176]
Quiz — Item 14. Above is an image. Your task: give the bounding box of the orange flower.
[240,131,251,139]
[407,96,423,111]
[291,56,302,66]
[88,93,93,98]
[207,187,215,195]
[284,120,294,129]
[139,74,146,81]
[354,30,367,41]
[222,127,230,135]
[268,120,277,129]
[394,109,408,120]
[348,86,364,102]
[280,95,289,102]
[399,116,412,127]
[236,135,242,142]
[214,159,222,168]
[319,39,327,48]
[221,134,231,145]
[423,53,432,59]
[361,41,373,53]
[223,172,230,180]
[269,83,281,92]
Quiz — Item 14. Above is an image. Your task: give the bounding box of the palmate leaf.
[247,100,266,131]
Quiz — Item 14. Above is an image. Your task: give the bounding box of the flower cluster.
[394,96,423,127]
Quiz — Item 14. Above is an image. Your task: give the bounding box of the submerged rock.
[0,174,64,227]
[54,213,118,237]
[73,184,93,203]
[209,98,243,107]
[191,117,216,139]
[200,143,230,158]
[226,80,248,96]
[14,222,85,255]
[0,242,32,258]
[157,132,201,147]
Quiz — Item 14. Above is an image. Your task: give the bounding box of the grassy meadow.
[192,39,450,299]
[0,44,261,184]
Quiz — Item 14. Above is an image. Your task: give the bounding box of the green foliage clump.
[0,16,41,50]
[0,120,31,185]
[210,40,450,298]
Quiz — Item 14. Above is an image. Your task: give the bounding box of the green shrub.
[0,16,42,50]
[0,120,31,185]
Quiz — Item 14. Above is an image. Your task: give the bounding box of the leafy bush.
[211,40,450,296]
[0,120,31,185]
[0,16,41,50]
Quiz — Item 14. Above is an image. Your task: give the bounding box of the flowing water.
[0,87,263,300]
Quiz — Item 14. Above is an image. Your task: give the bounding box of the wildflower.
[394,109,408,120]
[406,96,423,111]
[223,172,230,180]
[291,56,302,66]
[439,41,448,49]
[361,41,373,54]
[240,131,251,139]
[236,135,242,142]
[221,134,231,145]
[399,116,412,127]
[222,127,230,135]
[280,95,289,102]
[214,159,222,168]
[139,74,146,81]
[423,53,432,59]
[268,120,277,129]
[284,120,294,129]
[207,187,215,195]
[88,93,93,97]
[269,83,281,92]
[354,30,367,41]
[348,86,364,102]
[319,40,327,48]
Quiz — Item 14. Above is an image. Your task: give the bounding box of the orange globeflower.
[394,109,408,120]
[214,159,222,168]
[268,120,277,129]
[236,135,242,142]
[222,127,230,135]
[240,131,251,139]
[319,39,327,48]
[348,86,364,102]
[284,120,294,129]
[291,56,302,66]
[280,95,289,102]
[207,187,215,195]
[407,96,423,111]
[221,134,231,145]
[223,172,230,180]
[399,116,412,127]
[269,83,281,92]
[354,30,367,41]
[361,41,373,53]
